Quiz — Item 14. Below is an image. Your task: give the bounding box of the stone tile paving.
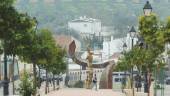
[45,88,126,96]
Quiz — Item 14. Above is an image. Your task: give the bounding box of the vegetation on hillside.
[15,0,170,38]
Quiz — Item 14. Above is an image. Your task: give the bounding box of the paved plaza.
[1,80,170,96]
[46,88,125,96]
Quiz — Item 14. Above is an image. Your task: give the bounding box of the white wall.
[103,37,124,58]
[102,34,138,59]
[68,18,101,36]
[69,68,104,81]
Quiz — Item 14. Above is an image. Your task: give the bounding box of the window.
[113,73,118,76]
[115,78,120,82]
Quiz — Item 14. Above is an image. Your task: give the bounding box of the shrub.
[18,72,35,96]
[73,80,84,88]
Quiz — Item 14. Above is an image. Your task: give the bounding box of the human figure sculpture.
[69,40,114,89]
[86,48,93,89]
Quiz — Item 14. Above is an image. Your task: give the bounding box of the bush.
[73,80,84,88]
[18,72,35,96]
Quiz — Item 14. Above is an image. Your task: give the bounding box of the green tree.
[49,47,66,90]
[163,17,170,44]
[116,46,146,90]
[6,13,36,94]
[20,20,40,95]
[0,0,36,95]
[33,29,60,94]
[138,14,165,95]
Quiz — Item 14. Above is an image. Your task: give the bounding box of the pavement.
[0,80,21,96]
[1,80,170,96]
[38,81,125,96]
[46,88,126,96]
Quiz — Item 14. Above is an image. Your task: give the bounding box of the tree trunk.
[144,71,148,93]
[148,71,152,96]
[33,62,37,96]
[12,55,15,95]
[53,74,55,90]
[38,65,41,89]
[57,77,59,86]
[45,69,48,94]
[0,55,1,80]
[17,60,20,79]
[48,72,50,93]
[139,69,142,92]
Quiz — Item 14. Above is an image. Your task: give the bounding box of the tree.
[49,47,66,90]
[0,0,36,95]
[138,14,165,95]
[32,29,64,94]
[20,20,40,95]
[116,46,146,91]
[6,13,36,94]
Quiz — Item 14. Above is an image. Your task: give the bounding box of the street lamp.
[80,64,82,81]
[129,26,136,49]
[166,42,170,70]
[137,36,145,48]
[143,1,152,16]
[129,26,136,96]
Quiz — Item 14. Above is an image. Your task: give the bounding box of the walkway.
[46,88,126,96]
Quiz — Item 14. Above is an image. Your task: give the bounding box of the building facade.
[68,68,104,86]
[68,16,102,37]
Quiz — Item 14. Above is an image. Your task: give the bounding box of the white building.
[68,16,102,37]
[102,33,138,61]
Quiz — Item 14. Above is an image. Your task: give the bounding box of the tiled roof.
[54,35,72,49]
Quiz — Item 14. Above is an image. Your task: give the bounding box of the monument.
[86,48,93,89]
[69,40,114,89]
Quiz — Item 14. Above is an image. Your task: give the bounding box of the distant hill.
[15,0,170,38]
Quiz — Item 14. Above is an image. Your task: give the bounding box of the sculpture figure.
[69,40,114,89]
[86,48,93,89]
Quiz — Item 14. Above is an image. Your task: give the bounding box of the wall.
[68,18,102,36]
[68,68,104,85]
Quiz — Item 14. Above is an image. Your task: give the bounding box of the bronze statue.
[69,40,114,89]
[86,48,93,89]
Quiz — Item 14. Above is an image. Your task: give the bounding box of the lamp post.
[143,1,152,94]
[0,47,3,80]
[3,24,11,95]
[137,36,145,92]
[143,1,152,16]
[166,43,170,74]
[80,64,82,81]
[129,26,136,96]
